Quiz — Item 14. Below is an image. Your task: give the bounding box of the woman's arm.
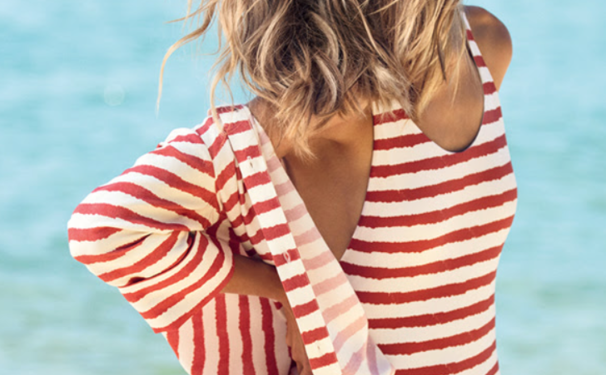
[220,254,286,302]
[221,254,312,374]
[67,127,234,333]
[68,125,312,371]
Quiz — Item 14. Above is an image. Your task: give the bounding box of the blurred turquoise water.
[1,1,604,374]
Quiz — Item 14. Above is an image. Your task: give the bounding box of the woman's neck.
[246,96,373,160]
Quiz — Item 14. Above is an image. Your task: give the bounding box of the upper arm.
[67,127,235,332]
[464,6,513,90]
[68,128,221,259]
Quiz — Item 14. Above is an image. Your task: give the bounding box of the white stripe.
[347,256,500,294]
[355,201,516,243]
[457,348,499,375]
[343,228,511,269]
[364,173,517,217]
[388,325,495,369]
[177,318,195,373]
[202,299,219,374]
[372,304,495,345]
[372,121,506,166]
[225,294,245,374]
[81,189,210,230]
[362,283,496,320]
[248,297,270,375]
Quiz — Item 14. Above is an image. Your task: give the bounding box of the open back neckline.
[242,103,378,262]
[239,10,492,263]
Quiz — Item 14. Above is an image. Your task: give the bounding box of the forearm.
[221,254,307,370]
[220,254,288,306]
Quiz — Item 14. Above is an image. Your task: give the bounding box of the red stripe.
[309,352,339,369]
[215,161,236,192]
[207,133,226,159]
[291,299,320,318]
[166,329,180,359]
[239,296,255,375]
[253,197,283,216]
[484,81,497,95]
[68,226,121,242]
[224,119,252,135]
[342,245,502,280]
[215,104,242,114]
[373,108,409,125]
[227,226,254,258]
[95,181,213,227]
[359,188,517,228]
[281,273,311,293]
[228,222,250,249]
[474,55,486,67]
[301,326,329,344]
[222,191,240,213]
[394,340,496,375]
[258,252,274,262]
[240,208,255,227]
[466,29,475,41]
[371,134,507,178]
[261,223,291,242]
[216,295,230,375]
[379,318,495,355]
[272,248,301,267]
[98,231,180,283]
[234,145,262,161]
[374,133,430,151]
[228,215,244,234]
[150,145,214,177]
[196,116,214,135]
[72,202,189,231]
[191,311,205,375]
[122,164,219,210]
[366,163,514,203]
[261,298,280,375]
[482,107,502,125]
[487,361,499,375]
[247,229,265,247]
[243,170,272,189]
[165,132,204,145]
[369,295,495,329]
[357,270,496,305]
[350,216,514,254]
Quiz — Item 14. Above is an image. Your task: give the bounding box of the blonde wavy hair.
[159,0,468,158]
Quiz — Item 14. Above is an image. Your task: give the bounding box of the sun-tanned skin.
[220,6,512,374]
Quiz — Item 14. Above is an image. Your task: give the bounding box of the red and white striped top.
[67,12,516,375]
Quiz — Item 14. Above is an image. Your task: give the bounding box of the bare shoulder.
[464,6,512,90]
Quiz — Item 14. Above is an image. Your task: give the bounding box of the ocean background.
[1,0,604,374]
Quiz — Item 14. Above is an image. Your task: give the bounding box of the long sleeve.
[67,128,234,333]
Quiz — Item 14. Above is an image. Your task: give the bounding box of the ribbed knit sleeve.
[67,128,234,333]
